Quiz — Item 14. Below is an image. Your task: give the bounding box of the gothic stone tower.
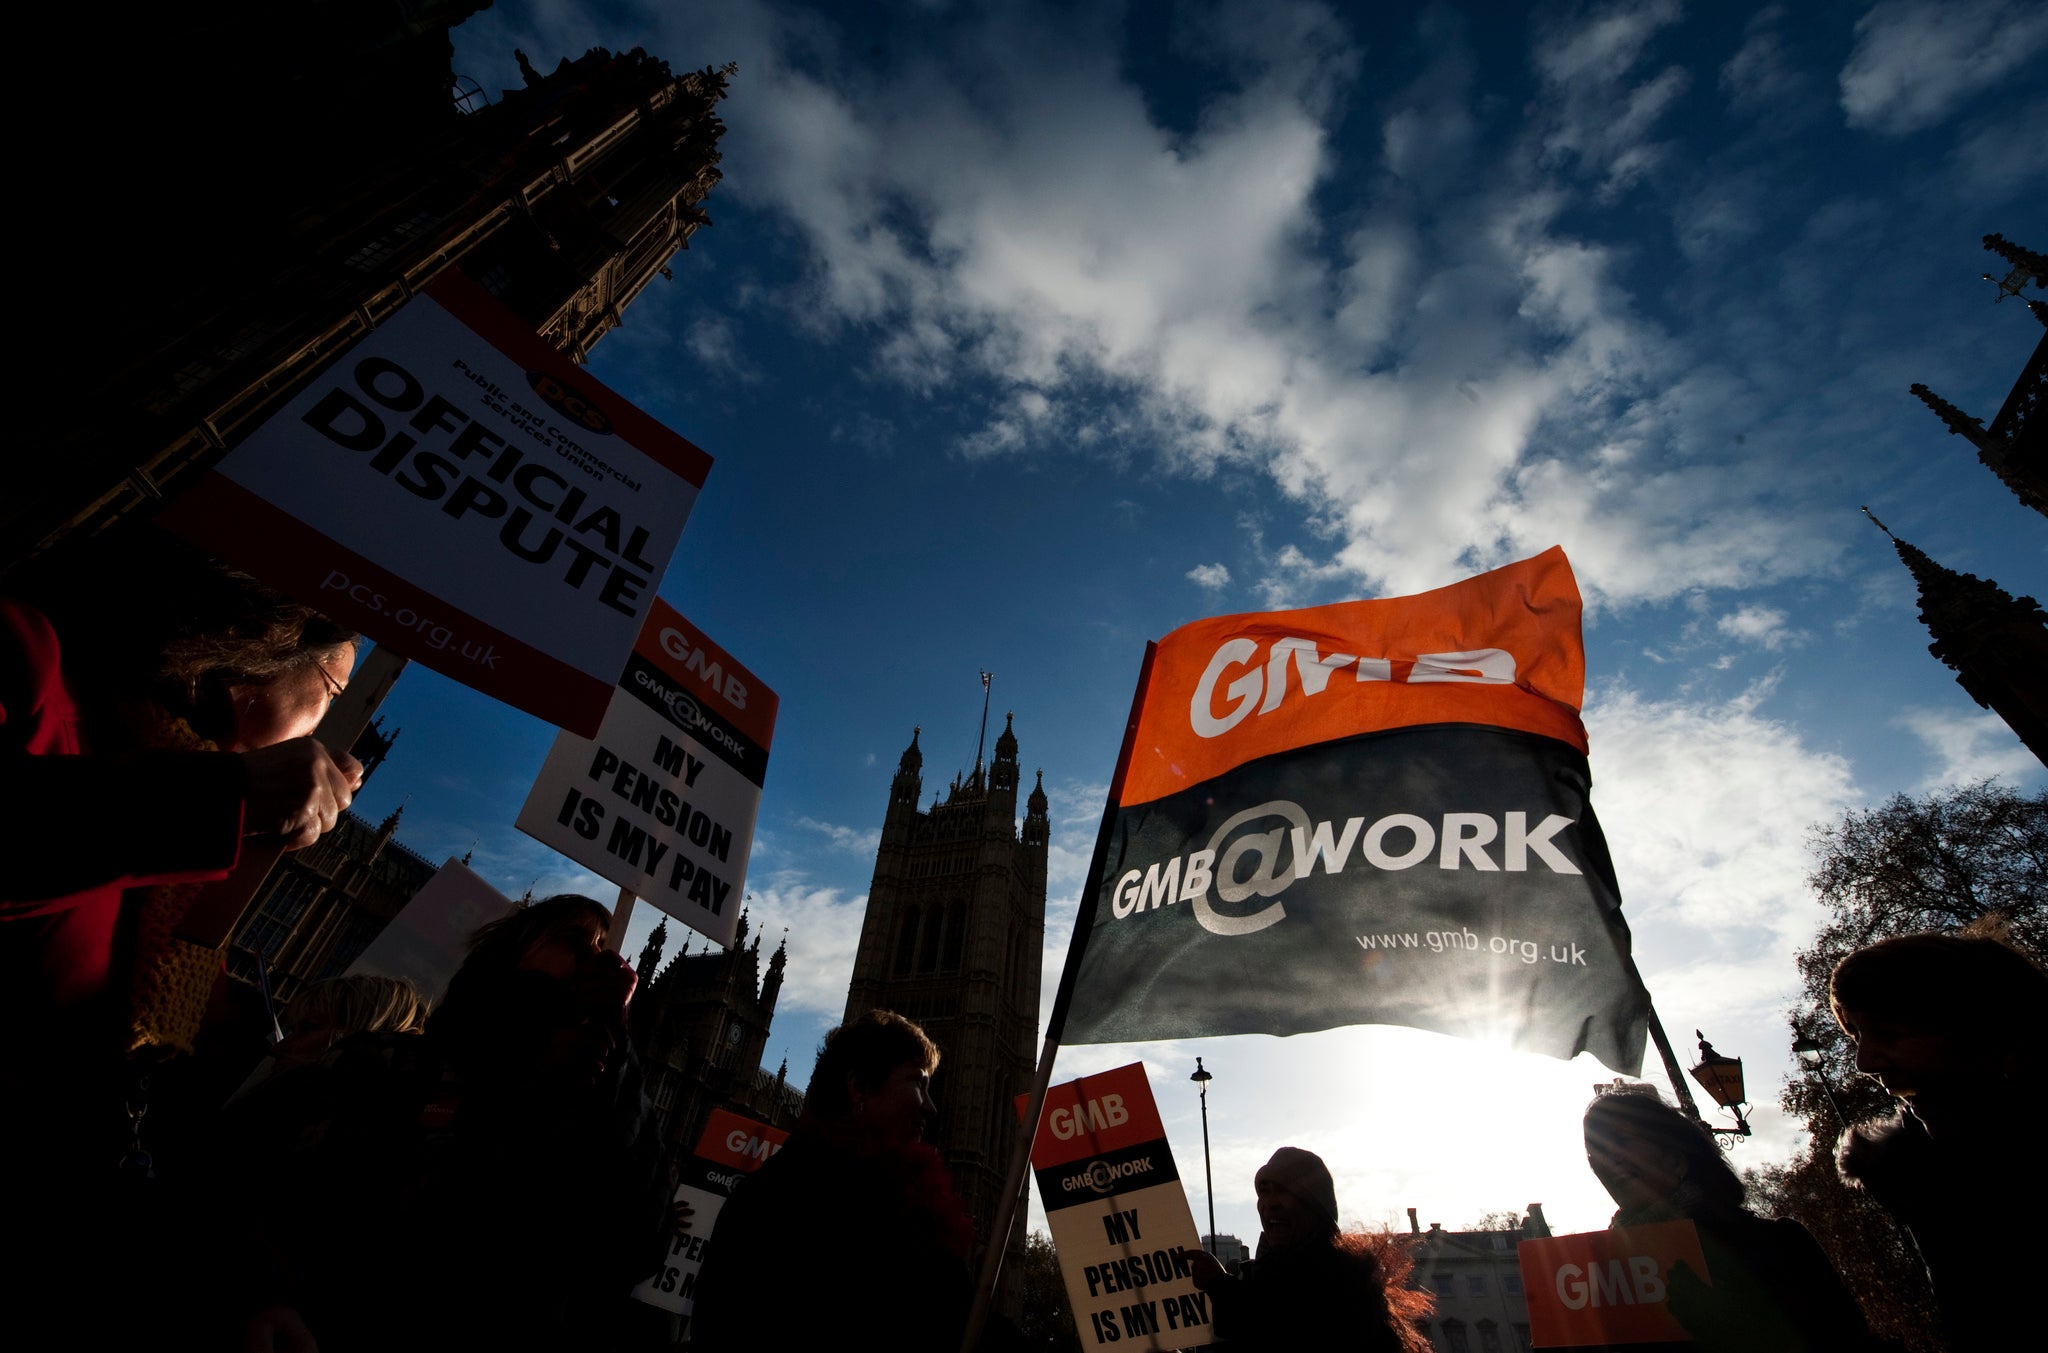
[632,910,804,1152]
[844,715,1050,1257]
[11,14,732,569]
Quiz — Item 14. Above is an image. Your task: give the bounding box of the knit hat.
[1255,1146,1338,1230]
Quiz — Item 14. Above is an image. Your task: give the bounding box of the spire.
[734,907,750,950]
[365,799,405,863]
[1868,510,2048,768]
[891,726,924,808]
[1024,768,1050,846]
[1909,383,1992,452]
[1983,233,2046,291]
[1909,346,2046,521]
[635,918,668,991]
[761,930,787,1013]
[990,711,1019,792]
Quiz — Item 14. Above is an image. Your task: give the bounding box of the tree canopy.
[1787,778,2045,1126]
[1750,778,2045,1352]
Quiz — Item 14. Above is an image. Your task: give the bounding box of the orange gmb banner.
[1120,547,1587,807]
[1518,1221,1709,1347]
[634,597,780,752]
[1018,1062,1167,1169]
[693,1108,789,1173]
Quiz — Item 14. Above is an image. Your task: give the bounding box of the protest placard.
[1517,1221,1709,1346]
[158,270,712,736]
[1018,1063,1212,1349]
[515,599,776,948]
[635,1108,790,1321]
[345,857,514,1002]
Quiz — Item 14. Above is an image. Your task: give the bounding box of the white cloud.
[1720,6,1798,113]
[736,881,872,1020]
[1839,0,2048,134]
[1947,96,2048,198]
[1531,0,1689,197]
[795,815,883,854]
[1715,603,1802,649]
[685,314,761,383]
[1897,705,2042,791]
[1586,681,1859,950]
[1186,562,1232,589]
[683,0,1841,616]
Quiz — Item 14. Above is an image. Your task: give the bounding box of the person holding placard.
[690,1010,975,1353]
[1578,1087,1875,1353]
[2,533,364,1155]
[1181,1146,1432,1353]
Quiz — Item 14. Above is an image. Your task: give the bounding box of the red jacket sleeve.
[1,597,247,913]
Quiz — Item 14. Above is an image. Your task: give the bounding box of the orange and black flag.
[1052,547,1649,1074]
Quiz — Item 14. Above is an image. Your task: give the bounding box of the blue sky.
[348,0,2044,1240]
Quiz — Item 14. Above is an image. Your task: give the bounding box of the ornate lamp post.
[1791,1029,1849,1128]
[1191,1058,1216,1255]
[1688,1031,1753,1138]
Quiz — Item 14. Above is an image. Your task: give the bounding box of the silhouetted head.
[1830,925,2047,1116]
[804,1009,939,1145]
[277,974,428,1061]
[1255,1146,1339,1251]
[1582,1087,1741,1219]
[26,526,358,750]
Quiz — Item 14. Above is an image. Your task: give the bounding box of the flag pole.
[1570,793,1704,1118]
[958,642,1157,1353]
[605,886,637,953]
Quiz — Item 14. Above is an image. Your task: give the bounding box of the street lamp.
[1791,1029,1849,1128]
[1687,1031,1753,1138]
[1191,1058,1216,1255]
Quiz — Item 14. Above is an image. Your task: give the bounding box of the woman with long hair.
[1182,1145,1433,1353]
[1581,1087,1875,1353]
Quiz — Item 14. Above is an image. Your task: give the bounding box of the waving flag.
[1055,547,1648,1073]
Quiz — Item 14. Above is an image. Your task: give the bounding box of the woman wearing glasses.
[2,525,363,1175]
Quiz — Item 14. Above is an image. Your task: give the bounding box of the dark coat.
[1551,1205,1876,1353]
[215,971,671,1353]
[690,1127,975,1353]
[1841,1107,2046,1352]
[1654,1206,1876,1353]
[1207,1233,1418,1353]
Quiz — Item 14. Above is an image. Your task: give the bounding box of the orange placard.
[1016,1062,1168,1168]
[632,598,780,751]
[1120,547,1586,807]
[1518,1222,1710,1347]
[692,1108,790,1173]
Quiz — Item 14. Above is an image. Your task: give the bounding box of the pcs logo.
[525,371,614,436]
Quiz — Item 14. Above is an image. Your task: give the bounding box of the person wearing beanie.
[1181,1146,1430,1352]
